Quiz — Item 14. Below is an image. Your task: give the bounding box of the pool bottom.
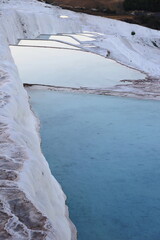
[28,89,160,240]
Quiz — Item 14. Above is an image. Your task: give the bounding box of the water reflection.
[49,35,80,45]
[18,39,80,49]
[10,46,146,88]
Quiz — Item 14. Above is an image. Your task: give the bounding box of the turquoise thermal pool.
[10,45,146,89]
[28,89,160,240]
[10,38,158,240]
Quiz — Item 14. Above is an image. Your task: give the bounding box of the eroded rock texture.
[0,70,57,239]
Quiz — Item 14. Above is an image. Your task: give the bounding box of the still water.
[28,89,160,240]
[10,46,146,89]
[18,39,80,49]
[49,35,80,44]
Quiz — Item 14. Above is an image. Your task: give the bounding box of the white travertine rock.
[0,0,159,239]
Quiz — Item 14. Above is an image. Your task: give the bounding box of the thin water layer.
[83,31,104,36]
[18,40,80,49]
[49,35,80,45]
[36,34,50,40]
[68,34,95,42]
[10,46,146,88]
[80,33,96,37]
[28,89,160,240]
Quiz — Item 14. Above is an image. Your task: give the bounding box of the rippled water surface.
[28,89,160,240]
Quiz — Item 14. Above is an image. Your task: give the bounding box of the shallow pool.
[49,35,80,45]
[10,46,146,88]
[68,34,95,42]
[18,39,80,49]
[28,89,160,240]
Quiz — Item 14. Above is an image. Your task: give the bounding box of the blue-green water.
[28,90,160,240]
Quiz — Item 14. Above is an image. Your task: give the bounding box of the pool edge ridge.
[24,79,160,101]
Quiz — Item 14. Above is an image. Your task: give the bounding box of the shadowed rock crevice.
[0,188,56,239]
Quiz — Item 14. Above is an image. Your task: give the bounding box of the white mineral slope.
[0,0,160,239]
[0,1,79,239]
[1,0,160,77]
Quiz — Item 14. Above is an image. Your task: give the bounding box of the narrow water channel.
[28,89,160,240]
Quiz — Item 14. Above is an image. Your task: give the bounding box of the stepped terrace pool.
[10,37,159,239]
[28,89,160,240]
[10,45,146,89]
[49,35,80,45]
[18,39,80,49]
